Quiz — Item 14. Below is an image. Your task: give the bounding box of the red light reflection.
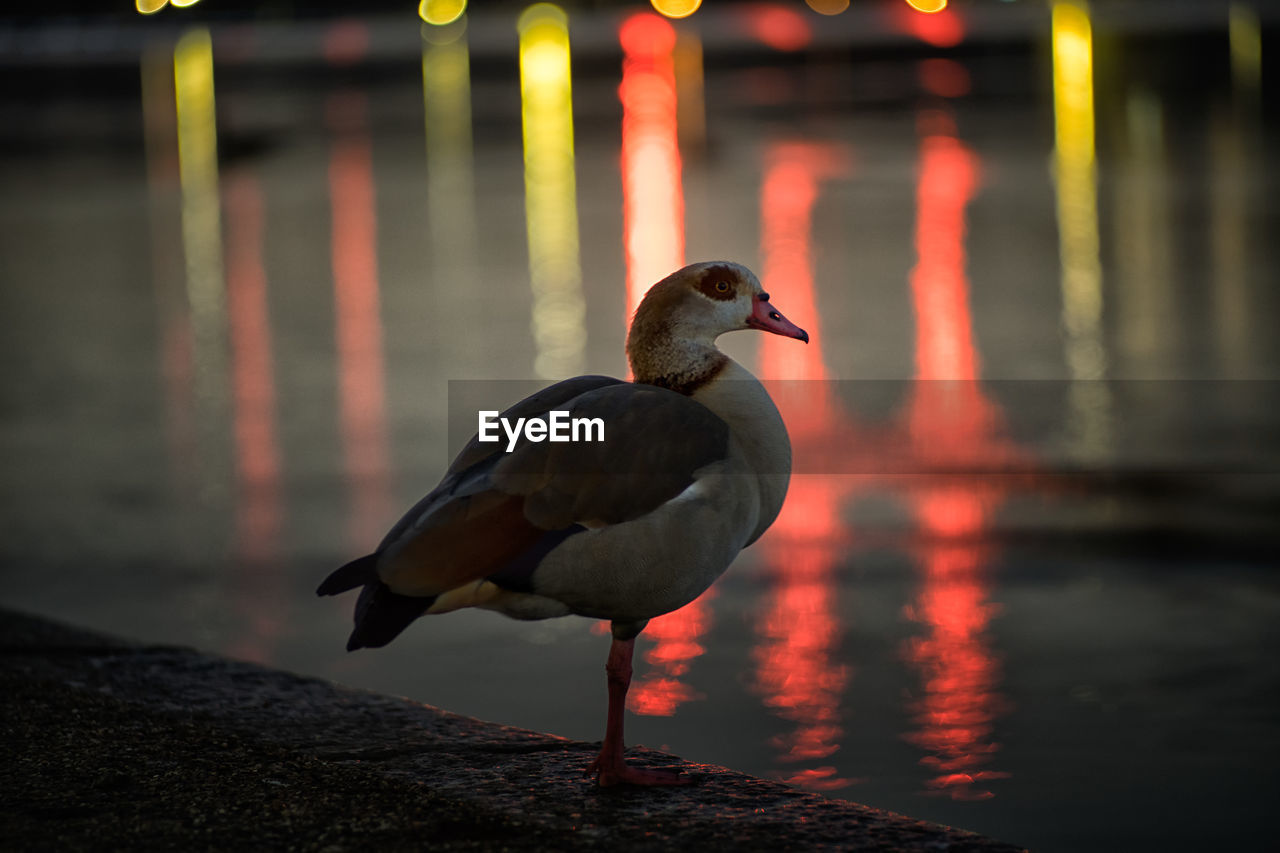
[889,3,965,48]
[738,4,812,52]
[224,171,286,663]
[618,13,704,716]
[754,142,857,790]
[328,92,394,549]
[620,12,685,320]
[900,118,1010,800]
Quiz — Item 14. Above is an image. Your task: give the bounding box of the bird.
[317,261,808,786]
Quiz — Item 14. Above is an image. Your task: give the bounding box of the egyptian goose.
[318,261,808,786]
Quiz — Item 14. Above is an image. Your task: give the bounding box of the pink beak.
[747,294,809,343]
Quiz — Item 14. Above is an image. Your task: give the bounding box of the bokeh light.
[905,0,948,12]
[518,3,586,379]
[804,0,850,15]
[136,0,167,14]
[650,0,701,20]
[419,0,467,27]
[740,4,812,52]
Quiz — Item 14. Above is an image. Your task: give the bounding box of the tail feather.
[319,552,436,651]
[317,553,379,596]
[347,583,436,650]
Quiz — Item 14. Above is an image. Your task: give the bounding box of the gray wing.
[374,378,731,596]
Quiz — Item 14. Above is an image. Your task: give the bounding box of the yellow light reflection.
[172,0,202,7]
[420,0,467,27]
[1052,0,1109,450]
[906,0,948,13]
[805,0,850,15]
[1229,3,1262,92]
[518,4,586,379]
[1114,92,1171,371]
[174,28,229,447]
[137,0,168,13]
[142,45,199,494]
[422,13,481,360]
[1209,106,1255,374]
[674,29,706,154]
[650,0,702,19]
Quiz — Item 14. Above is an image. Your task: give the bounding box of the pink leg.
[584,636,691,787]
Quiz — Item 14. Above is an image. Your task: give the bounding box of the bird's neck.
[627,329,728,396]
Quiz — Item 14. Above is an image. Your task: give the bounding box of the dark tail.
[318,553,436,651]
[317,553,380,596]
[347,582,436,651]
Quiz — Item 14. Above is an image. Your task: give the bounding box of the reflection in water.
[1213,7,1262,376]
[328,92,394,549]
[619,12,685,319]
[673,29,706,156]
[1051,1,1110,451]
[518,4,586,379]
[1209,106,1255,375]
[753,142,855,791]
[174,29,230,496]
[616,11,706,717]
[1114,92,1173,371]
[737,4,812,53]
[891,3,964,49]
[1228,3,1262,94]
[758,143,849,385]
[901,120,1009,801]
[224,172,286,663]
[421,18,481,358]
[142,45,197,493]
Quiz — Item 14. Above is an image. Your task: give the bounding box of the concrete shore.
[1,608,1024,851]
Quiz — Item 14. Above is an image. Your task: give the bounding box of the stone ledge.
[0,608,1025,851]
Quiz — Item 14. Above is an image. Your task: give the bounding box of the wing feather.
[376,379,731,597]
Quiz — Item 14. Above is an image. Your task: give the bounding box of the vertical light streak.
[174,28,229,494]
[1209,107,1253,375]
[909,129,981,384]
[758,143,850,386]
[328,93,394,549]
[617,13,701,716]
[1215,6,1261,374]
[422,19,481,358]
[1052,0,1109,452]
[752,142,855,791]
[673,29,706,155]
[518,4,586,379]
[619,12,685,320]
[1229,3,1262,94]
[143,45,197,492]
[901,119,1008,801]
[225,172,286,664]
[1114,93,1172,371]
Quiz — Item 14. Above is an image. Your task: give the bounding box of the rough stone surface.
[0,608,1026,851]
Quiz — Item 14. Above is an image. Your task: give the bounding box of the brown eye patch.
[696,265,739,301]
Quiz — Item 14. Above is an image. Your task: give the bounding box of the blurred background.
[2,1,1278,850]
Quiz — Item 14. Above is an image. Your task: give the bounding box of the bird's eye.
[715,281,730,293]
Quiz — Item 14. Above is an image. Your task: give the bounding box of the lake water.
[2,4,1278,851]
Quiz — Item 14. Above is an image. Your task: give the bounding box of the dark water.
[2,5,1278,851]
